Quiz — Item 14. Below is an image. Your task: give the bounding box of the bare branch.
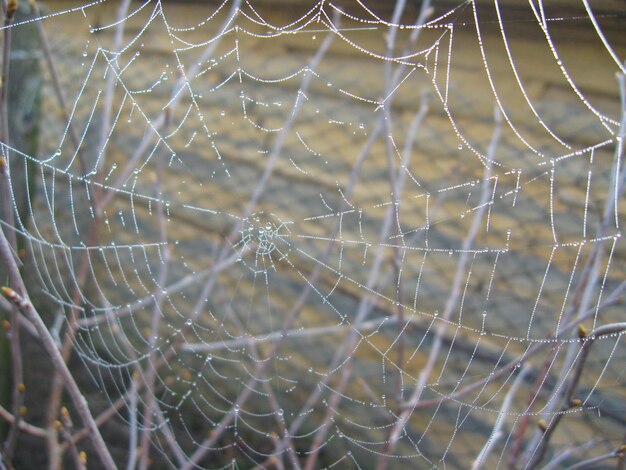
[0,218,116,469]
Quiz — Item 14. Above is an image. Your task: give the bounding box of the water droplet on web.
[458,144,463,150]
[185,319,192,326]
[277,409,284,416]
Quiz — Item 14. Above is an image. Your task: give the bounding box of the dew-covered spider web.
[2,0,626,468]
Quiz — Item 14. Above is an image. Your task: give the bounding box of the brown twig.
[525,322,626,469]
[39,0,131,465]
[138,114,171,470]
[1,2,23,467]
[521,68,626,468]
[0,232,115,470]
[58,407,87,470]
[0,403,46,438]
[616,429,626,470]
[471,365,530,469]
[382,105,502,464]
[179,12,338,469]
[398,280,625,412]
[566,448,625,470]
[0,0,18,251]
[2,306,22,466]
[29,0,91,178]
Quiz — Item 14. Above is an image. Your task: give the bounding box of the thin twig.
[224,298,301,469]
[29,0,91,178]
[2,305,22,466]
[96,0,242,214]
[565,448,624,470]
[616,429,626,470]
[522,68,626,468]
[385,105,502,459]
[525,322,626,469]
[471,365,530,469]
[0,220,115,470]
[138,115,171,470]
[180,13,340,469]
[0,0,17,251]
[540,440,598,470]
[59,408,87,470]
[1,2,24,466]
[41,1,132,465]
[399,280,625,412]
[0,403,46,438]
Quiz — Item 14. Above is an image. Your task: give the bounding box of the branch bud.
[1,287,29,309]
[569,398,582,408]
[6,0,18,21]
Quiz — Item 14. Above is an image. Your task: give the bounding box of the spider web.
[2,0,625,468]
